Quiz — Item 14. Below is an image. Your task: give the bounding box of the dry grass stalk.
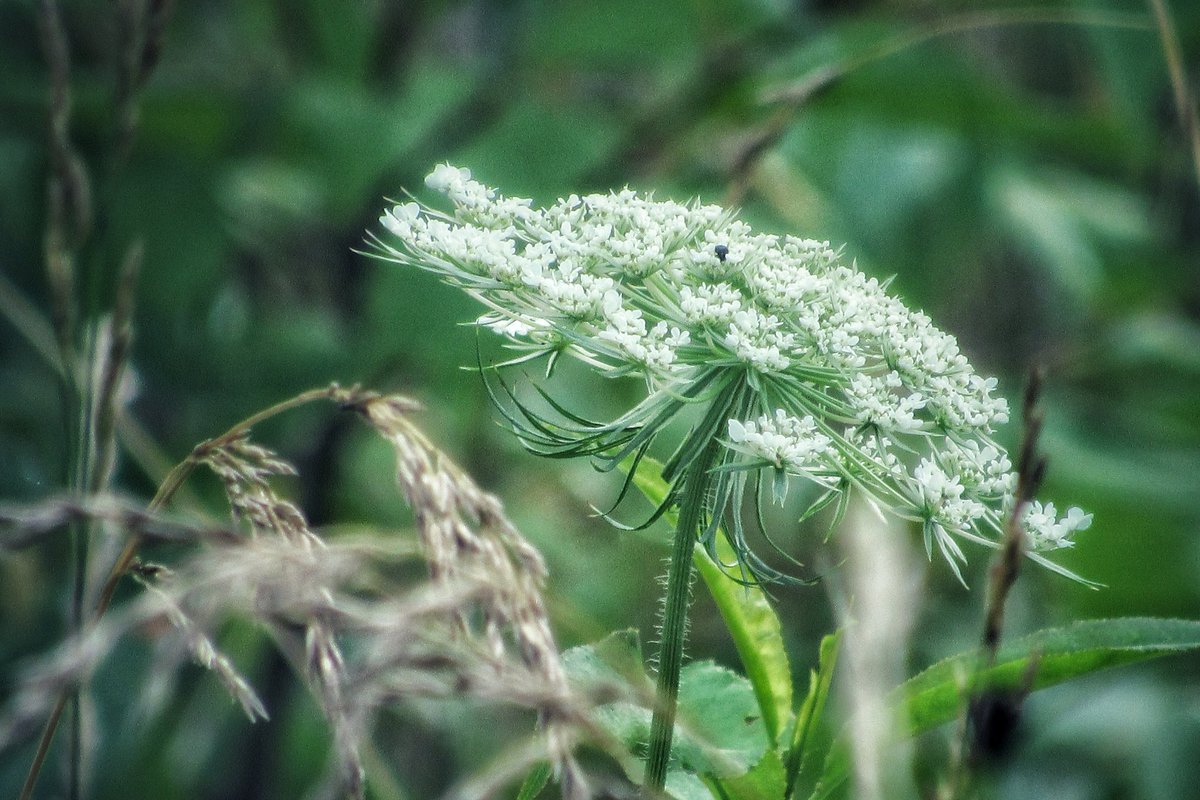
[1,534,374,755]
[196,431,363,797]
[87,245,141,495]
[131,569,269,721]
[0,494,238,551]
[37,0,88,367]
[3,385,597,799]
[338,387,590,799]
[112,0,175,168]
[1,498,596,797]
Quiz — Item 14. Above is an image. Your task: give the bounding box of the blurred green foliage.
[1,0,1198,798]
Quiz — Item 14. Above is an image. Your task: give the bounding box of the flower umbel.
[370,164,1089,583]
[370,163,1093,796]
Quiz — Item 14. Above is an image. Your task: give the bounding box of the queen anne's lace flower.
[1023,502,1093,550]
[727,411,833,474]
[844,371,928,433]
[724,308,795,373]
[371,164,1090,582]
[679,283,744,327]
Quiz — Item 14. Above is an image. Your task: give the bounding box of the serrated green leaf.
[810,618,1200,799]
[630,456,795,745]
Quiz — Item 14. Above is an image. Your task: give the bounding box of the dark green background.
[2,1,1198,798]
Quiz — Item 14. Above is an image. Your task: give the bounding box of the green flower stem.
[644,438,721,795]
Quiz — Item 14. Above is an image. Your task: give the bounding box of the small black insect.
[714,244,729,262]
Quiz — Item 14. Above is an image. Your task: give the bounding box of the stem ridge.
[643,438,721,795]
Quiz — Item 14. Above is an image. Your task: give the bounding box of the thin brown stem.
[18,695,69,800]
[1147,0,1200,192]
[22,384,350,798]
[730,9,1154,205]
[94,384,345,616]
[945,370,1047,799]
[981,370,1045,660]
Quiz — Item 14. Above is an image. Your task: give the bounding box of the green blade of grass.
[785,631,841,799]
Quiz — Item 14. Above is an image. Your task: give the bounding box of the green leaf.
[902,617,1200,733]
[561,630,658,784]
[715,749,788,800]
[785,631,842,800]
[675,661,771,778]
[667,771,717,800]
[630,456,795,745]
[562,632,770,800]
[515,762,551,800]
[561,628,653,695]
[810,618,1200,799]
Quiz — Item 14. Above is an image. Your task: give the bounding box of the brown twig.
[944,368,1047,799]
[111,0,175,171]
[37,0,89,370]
[1147,0,1200,194]
[981,367,1046,660]
[728,9,1154,205]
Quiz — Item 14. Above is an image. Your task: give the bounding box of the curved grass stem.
[20,384,352,800]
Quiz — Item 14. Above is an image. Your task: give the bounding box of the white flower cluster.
[727,411,833,476]
[373,165,1091,573]
[912,458,987,564]
[1022,502,1092,550]
[845,371,927,433]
